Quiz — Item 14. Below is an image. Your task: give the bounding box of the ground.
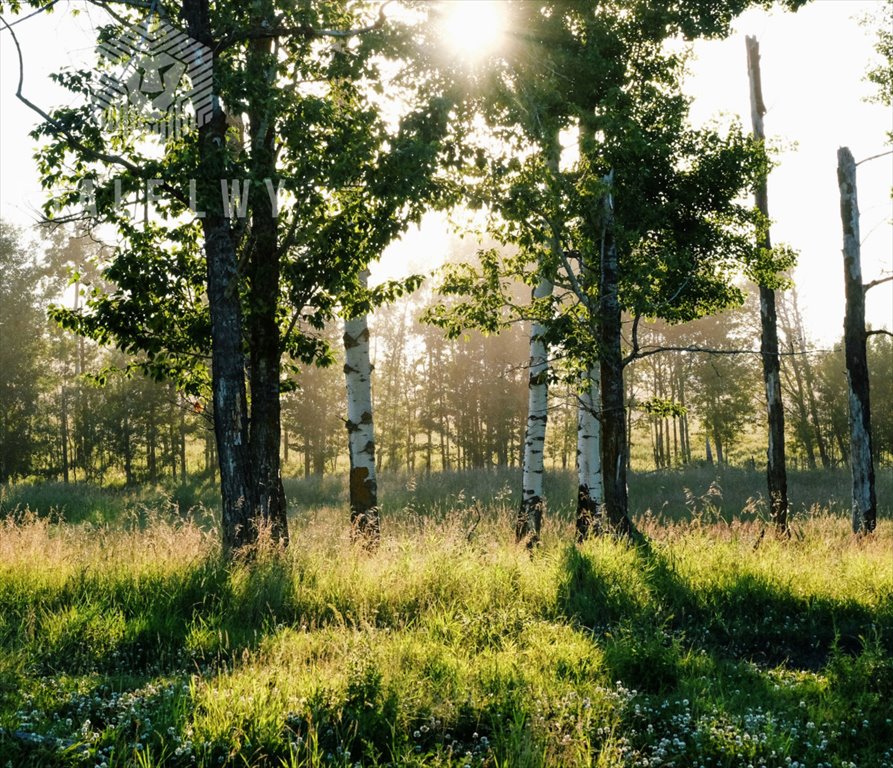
[0,467,891,767]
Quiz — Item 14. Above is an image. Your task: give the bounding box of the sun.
[441,0,507,62]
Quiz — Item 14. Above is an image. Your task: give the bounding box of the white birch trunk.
[343,269,379,543]
[516,275,552,545]
[576,365,603,540]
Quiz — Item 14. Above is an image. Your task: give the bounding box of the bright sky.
[1,1,891,344]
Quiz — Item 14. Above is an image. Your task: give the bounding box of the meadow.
[0,467,891,767]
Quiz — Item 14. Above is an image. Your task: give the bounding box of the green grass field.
[1,468,891,767]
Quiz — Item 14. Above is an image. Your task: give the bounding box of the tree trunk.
[344,270,379,545]
[179,400,187,480]
[746,35,788,535]
[183,0,255,554]
[247,36,289,545]
[205,214,254,551]
[516,275,552,546]
[781,329,816,468]
[599,177,633,537]
[122,411,134,485]
[837,146,877,534]
[576,366,603,540]
[714,428,725,466]
[60,387,70,484]
[147,407,158,483]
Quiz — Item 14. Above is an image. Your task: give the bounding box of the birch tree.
[343,270,379,543]
[432,0,805,539]
[575,366,603,540]
[516,274,552,545]
[9,0,454,551]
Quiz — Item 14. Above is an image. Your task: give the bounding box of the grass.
[0,468,892,767]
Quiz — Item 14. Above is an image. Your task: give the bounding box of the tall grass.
[1,475,891,766]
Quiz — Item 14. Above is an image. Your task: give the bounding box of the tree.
[0,221,45,483]
[746,35,789,535]
[7,0,454,551]
[778,286,830,469]
[838,147,877,534]
[343,269,379,541]
[432,0,804,540]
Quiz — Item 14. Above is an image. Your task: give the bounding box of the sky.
[1,0,891,345]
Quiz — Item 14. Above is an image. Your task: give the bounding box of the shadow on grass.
[556,538,892,675]
[3,526,893,767]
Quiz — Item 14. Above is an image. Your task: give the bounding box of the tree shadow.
[555,535,891,679]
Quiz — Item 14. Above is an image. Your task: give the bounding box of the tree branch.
[4,0,62,27]
[628,344,825,363]
[864,275,893,292]
[215,0,393,52]
[622,313,642,366]
[0,13,188,207]
[856,149,893,167]
[866,329,893,339]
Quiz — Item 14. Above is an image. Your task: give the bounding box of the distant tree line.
[3,221,889,488]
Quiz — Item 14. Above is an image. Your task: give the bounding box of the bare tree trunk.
[599,178,633,537]
[746,35,789,535]
[576,366,603,540]
[517,275,552,546]
[837,146,877,534]
[344,269,379,545]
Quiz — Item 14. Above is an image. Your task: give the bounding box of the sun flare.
[441,0,507,62]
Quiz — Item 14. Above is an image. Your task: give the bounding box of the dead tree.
[837,146,877,534]
[746,35,789,535]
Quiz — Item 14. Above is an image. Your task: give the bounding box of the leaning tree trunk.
[837,146,877,534]
[599,177,633,537]
[576,365,603,541]
[516,275,552,546]
[344,270,380,545]
[746,35,789,536]
[246,32,289,546]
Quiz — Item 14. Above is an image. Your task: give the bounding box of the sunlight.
[441,0,507,62]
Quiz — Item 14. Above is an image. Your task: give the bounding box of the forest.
[0,0,891,766]
[3,225,892,488]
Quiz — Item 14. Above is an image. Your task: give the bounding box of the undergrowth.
[0,471,891,766]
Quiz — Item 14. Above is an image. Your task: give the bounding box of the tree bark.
[247,30,289,545]
[837,146,877,534]
[205,210,254,551]
[517,275,552,546]
[344,270,380,545]
[746,35,789,535]
[576,366,603,540]
[599,178,633,537]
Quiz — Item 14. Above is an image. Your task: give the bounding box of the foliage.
[30,1,456,394]
[865,0,893,109]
